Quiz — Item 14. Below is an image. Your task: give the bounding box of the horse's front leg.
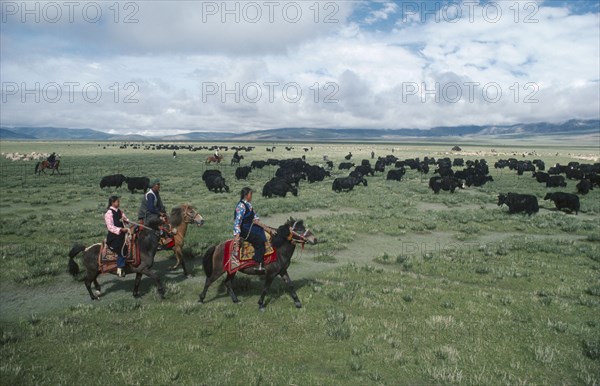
[134,266,165,299]
[257,274,276,312]
[280,270,302,308]
[133,272,143,298]
[169,243,180,271]
[170,245,185,274]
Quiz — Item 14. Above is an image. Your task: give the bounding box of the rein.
[127,222,162,237]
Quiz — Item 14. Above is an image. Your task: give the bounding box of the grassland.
[0,139,599,385]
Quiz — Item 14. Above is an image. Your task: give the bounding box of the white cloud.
[1,1,598,135]
[364,2,398,24]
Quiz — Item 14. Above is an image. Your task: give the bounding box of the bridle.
[183,206,203,225]
[287,221,311,246]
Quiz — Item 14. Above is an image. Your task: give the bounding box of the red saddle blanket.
[223,237,277,274]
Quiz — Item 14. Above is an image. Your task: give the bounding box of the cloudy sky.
[1,0,599,135]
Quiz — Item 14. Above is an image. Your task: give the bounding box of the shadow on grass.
[200,276,318,306]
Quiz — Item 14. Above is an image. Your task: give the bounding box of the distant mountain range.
[1,119,598,141]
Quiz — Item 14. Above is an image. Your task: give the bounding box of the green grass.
[1,140,599,384]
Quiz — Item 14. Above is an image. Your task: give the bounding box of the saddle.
[224,233,277,274]
[96,233,141,274]
[239,232,275,260]
[158,225,176,250]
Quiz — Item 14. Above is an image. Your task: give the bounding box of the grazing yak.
[235,166,252,180]
[576,179,593,195]
[338,162,355,170]
[202,169,222,181]
[544,192,580,214]
[532,172,550,184]
[205,175,229,193]
[465,175,494,187]
[251,160,268,169]
[305,165,330,183]
[546,175,567,188]
[100,174,127,189]
[262,177,298,198]
[354,164,374,177]
[126,177,150,194]
[332,176,367,192]
[429,176,463,194]
[497,193,539,215]
[386,169,405,181]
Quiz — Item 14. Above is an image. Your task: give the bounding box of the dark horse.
[231,154,244,166]
[68,218,164,300]
[165,203,205,277]
[198,218,317,311]
[35,160,60,175]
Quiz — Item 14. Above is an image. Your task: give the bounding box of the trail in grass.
[0,208,590,321]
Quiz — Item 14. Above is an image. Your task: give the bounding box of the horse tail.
[34,162,40,174]
[68,244,85,276]
[202,245,217,277]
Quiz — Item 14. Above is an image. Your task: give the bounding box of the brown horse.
[35,160,60,175]
[68,218,164,300]
[206,154,223,164]
[198,218,317,311]
[164,203,205,277]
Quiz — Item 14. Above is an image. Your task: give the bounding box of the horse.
[231,154,244,166]
[67,218,164,300]
[164,204,205,277]
[198,218,317,311]
[35,160,60,175]
[206,155,223,164]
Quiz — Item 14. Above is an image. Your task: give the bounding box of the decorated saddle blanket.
[95,236,141,274]
[223,233,277,274]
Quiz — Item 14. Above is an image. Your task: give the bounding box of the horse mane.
[169,206,184,227]
[170,204,193,227]
[271,217,303,248]
[271,226,289,248]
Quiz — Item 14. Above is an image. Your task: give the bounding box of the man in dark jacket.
[138,179,166,225]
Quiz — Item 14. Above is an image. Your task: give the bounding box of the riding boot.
[117,255,126,268]
[254,261,266,273]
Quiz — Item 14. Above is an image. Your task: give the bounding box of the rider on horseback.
[138,179,166,225]
[138,179,174,250]
[105,195,130,277]
[47,152,57,167]
[233,187,276,273]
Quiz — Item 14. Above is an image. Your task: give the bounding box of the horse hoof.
[259,307,266,312]
[94,290,101,297]
[295,302,302,309]
[185,274,193,279]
